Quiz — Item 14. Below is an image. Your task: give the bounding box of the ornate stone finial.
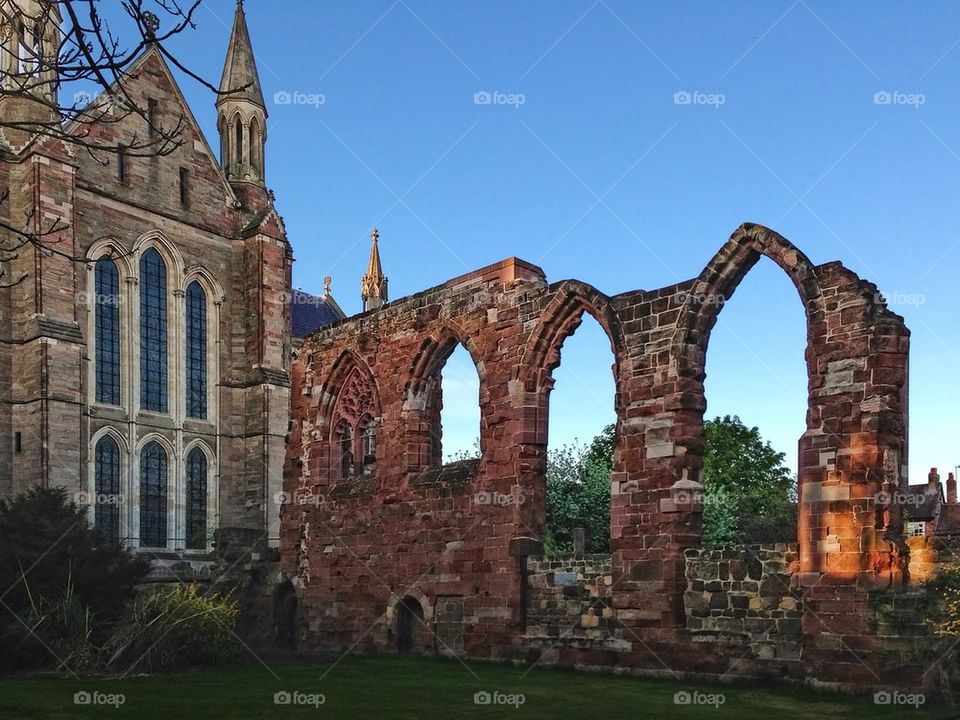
[143,11,160,40]
[361,227,388,312]
[323,275,332,297]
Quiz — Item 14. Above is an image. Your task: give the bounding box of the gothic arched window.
[139,441,167,547]
[185,281,207,419]
[249,117,261,176]
[94,257,121,405]
[360,415,376,475]
[139,248,168,412]
[234,116,243,166]
[336,421,353,480]
[185,447,208,550]
[94,435,121,543]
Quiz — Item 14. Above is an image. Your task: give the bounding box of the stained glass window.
[94,257,120,405]
[139,249,167,412]
[139,441,167,547]
[94,435,121,542]
[185,281,207,419]
[185,447,207,550]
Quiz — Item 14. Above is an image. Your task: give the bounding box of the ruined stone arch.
[518,281,623,449]
[402,324,486,469]
[668,223,909,579]
[670,223,824,383]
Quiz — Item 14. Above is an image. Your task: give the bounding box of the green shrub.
[0,487,148,671]
[104,584,241,672]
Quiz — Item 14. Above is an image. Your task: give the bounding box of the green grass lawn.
[0,655,955,719]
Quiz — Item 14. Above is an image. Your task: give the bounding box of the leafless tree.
[0,0,248,284]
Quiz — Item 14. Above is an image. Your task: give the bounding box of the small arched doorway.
[396,596,424,655]
[273,578,298,649]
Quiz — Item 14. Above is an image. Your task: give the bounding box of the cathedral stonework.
[0,1,301,562]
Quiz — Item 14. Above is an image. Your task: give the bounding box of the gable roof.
[64,45,240,210]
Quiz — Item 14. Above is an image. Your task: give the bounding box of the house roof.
[936,505,960,536]
[904,484,942,521]
[291,288,345,337]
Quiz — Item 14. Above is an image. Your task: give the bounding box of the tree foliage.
[543,416,798,554]
[544,424,614,555]
[702,415,797,546]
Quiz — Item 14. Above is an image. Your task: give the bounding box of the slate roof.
[291,289,344,337]
[904,484,942,521]
[937,505,960,536]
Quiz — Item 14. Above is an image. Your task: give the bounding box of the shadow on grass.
[0,654,955,719]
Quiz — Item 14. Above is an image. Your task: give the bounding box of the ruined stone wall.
[284,224,920,690]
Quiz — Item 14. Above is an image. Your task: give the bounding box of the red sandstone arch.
[318,349,380,429]
[403,324,486,469]
[517,281,623,445]
[667,223,909,581]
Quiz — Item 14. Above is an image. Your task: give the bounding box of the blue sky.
[113,1,958,479]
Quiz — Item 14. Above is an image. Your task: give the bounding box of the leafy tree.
[543,417,797,553]
[702,415,797,545]
[544,425,614,554]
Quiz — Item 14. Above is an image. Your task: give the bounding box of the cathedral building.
[0,0,337,557]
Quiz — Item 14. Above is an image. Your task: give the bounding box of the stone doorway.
[396,597,424,655]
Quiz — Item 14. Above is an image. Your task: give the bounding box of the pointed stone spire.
[216,0,268,185]
[217,0,265,110]
[361,228,388,312]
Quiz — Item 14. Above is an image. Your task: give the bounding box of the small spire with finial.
[361,227,388,312]
[323,275,332,298]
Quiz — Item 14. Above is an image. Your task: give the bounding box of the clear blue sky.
[114,1,960,479]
